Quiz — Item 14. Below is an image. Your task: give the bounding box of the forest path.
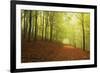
[22,40,90,62]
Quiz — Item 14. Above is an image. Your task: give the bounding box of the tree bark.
[28,10,32,41]
[24,10,26,38]
[50,13,53,41]
[81,13,85,51]
[42,12,44,40]
[34,11,38,40]
[45,12,48,40]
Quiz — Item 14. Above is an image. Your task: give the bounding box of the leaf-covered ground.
[21,40,90,63]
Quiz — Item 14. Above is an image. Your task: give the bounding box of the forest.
[21,10,90,63]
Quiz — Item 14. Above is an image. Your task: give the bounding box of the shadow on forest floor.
[21,40,90,63]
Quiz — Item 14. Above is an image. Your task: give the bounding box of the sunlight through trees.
[21,10,90,51]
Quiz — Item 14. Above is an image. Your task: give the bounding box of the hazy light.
[70,15,77,25]
[63,38,70,44]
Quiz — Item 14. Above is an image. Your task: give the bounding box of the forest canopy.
[21,10,90,51]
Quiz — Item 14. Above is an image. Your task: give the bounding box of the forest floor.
[21,40,90,63]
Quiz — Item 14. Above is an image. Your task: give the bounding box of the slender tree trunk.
[28,10,32,41]
[34,11,38,40]
[31,12,34,40]
[81,13,85,51]
[24,10,26,38]
[50,13,53,41]
[55,28,58,41]
[45,13,48,40]
[42,12,44,40]
[73,31,76,48]
[48,12,50,40]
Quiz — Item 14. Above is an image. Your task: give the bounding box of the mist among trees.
[21,10,90,62]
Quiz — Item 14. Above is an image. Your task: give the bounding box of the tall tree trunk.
[81,13,85,51]
[34,11,38,40]
[45,13,48,40]
[31,12,34,40]
[42,12,44,40]
[28,10,32,41]
[50,13,53,41]
[24,10,26,38]
[73,30,76,48]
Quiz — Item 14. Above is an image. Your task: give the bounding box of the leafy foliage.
[21,10,90,51]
